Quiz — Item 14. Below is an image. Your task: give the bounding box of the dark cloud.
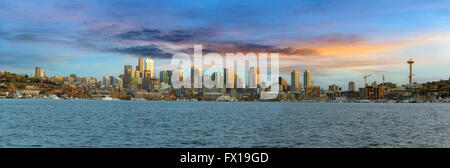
[116,27,217,42]
[110,45,173,59]
[201,42,319,56]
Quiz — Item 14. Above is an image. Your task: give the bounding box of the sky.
[1,0,450,89]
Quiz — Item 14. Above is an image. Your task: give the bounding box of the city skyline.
[1,0,450,90]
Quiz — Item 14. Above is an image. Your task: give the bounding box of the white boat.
[48,94,60,100]
[359,99,371,103]
[399,99,410,103]
[102,96,113,100]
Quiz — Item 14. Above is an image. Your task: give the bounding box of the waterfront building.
[304,70,312,88]
[329,84,341,93]
[305,86,321,99]
[359,86,383,100]
[291,70,300,92]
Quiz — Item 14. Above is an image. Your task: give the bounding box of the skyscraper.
[103,76,111,88]
[137,58,143,71]
[348,81,356,92]
[304,70,312,88]
[167,70,173,85]
[211,72,222,88]
[291,70,300,92]
[35,67,40,78]
[249,66,257,88]
[224,68,235,88]
[255,66,260,86]
[279,76,288,92]
[124,65,133,88]
[160,71,169,84]
[174,67,184,82]
[191,66,203,88]
[145,58,155,78]
[144,70,152,90]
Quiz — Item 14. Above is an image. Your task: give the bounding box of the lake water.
[1,99,449,148]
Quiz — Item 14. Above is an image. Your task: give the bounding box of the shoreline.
[1,97,449,104]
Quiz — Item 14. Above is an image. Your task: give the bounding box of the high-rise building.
[35,67,41,78]
[109,76,114,86]
[160,71,169,84]
[177,67,184,81]
[191,66,203,88]
[40,69,46,78]
[255,66,260,86]
[211,72,222,88]
[249,66,257,88]
[236,75,245,88]
[124,65,133,88]
[279,76,288,92]
[224,68,235,88]
[291,70,300,92]
[348,81,356,92]
[138,57,143,71]
[304,70,312,88]
[167,70,173,85]
[145,58,155,78]
[103,76,111,88]
[144,70,152,90]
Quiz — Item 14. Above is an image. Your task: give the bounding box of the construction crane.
[362,74,372,87]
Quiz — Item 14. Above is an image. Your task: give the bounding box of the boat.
[48,94,60,100]
[359,99,371,103]
[102,96,114,100]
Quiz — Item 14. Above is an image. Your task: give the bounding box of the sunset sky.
[1,0,450,89]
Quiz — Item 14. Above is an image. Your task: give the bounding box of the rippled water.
[1,99,450,147]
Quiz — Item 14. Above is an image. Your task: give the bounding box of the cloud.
[110,45,173,59]
[116,27,217,42]
[199,42,320,56]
